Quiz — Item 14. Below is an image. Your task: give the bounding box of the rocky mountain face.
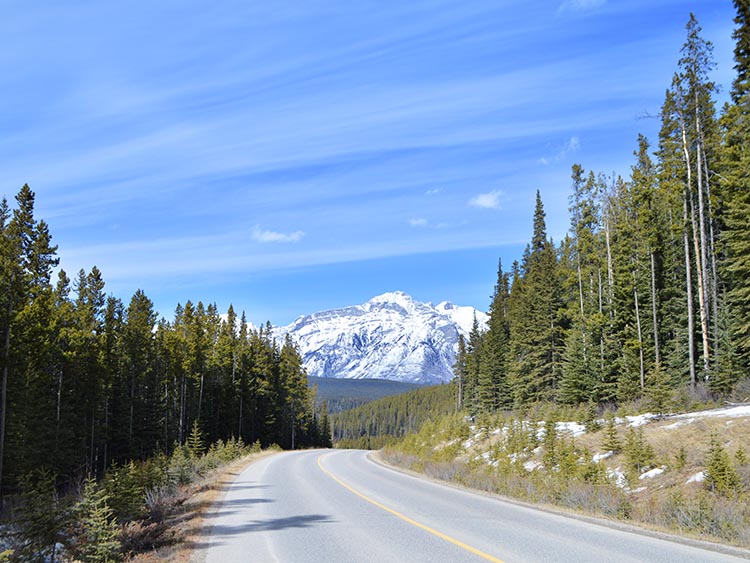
[274,291,488,384]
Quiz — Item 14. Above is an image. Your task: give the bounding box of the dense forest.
[0,189,331,495]
[453,8,750,417]
[332,383,455,449]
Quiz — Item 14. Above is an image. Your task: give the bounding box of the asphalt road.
[204,449,749,562]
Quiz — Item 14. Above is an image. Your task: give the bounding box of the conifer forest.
[453,9,750,415]
[0,184,331,498]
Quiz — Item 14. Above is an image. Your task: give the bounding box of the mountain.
[274,291,488,384]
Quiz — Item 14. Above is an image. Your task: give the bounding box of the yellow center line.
[317,454,507,563]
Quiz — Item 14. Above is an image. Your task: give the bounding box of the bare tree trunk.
[694,112,711,379]
[679,115,703,386]
[683,188,697,390]
[179,374,186,443]
[703,148,721,359]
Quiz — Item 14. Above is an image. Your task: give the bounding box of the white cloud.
[252,225,305,243]
[468,190,504,210]
[538,135,580,165]
[425,188,443,195]
[559,0,606,12]
[563,136,580,154]
[409,218,428,227]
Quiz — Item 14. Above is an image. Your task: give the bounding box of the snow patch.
[556,421,587,437]
[524,460,542,472]
[639,466,666,480]
[593,451,614,462]
[673,405,750,420]
[624,413,658,427]
[663,418,694,430]
[687,471,706,484]
[608,467,627,488]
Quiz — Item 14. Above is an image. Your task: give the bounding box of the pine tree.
[704,434,740,496]
[478,260,511,411]
[186,419,205,458]
[720,0,750,371]
[508,192,563,405]
[71,479,122,563]
[14,468,68,563]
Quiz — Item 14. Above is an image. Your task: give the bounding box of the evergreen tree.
[720,0,750,372]
[508,192,563,405]
[70,479,121,563]
[479,260,511,411]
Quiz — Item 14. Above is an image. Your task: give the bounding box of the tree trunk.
[694,111,711,379]
[683,188,697,389]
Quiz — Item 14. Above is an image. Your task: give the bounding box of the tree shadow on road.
[201,513,335,538]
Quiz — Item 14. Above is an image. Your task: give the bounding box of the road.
[204,449,748,562]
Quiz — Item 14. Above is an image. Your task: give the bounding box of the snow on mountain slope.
[274,291,488,384]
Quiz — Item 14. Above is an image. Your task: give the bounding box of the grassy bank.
[381,406,750,549]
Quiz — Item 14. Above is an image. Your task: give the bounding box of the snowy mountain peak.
[274,292,487,384]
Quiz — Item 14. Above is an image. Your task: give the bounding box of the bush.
[10,468,68,563]
[704,435,740,497]
[119,520,171,554]
[69,479,122,563]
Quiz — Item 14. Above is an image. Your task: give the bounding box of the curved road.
[204,449,748,562]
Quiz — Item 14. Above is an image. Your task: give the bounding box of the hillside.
[309,376,424,413]
[331,382,456,449]
[381,404,750,549]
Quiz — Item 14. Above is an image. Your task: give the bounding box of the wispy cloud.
[559,0,606,12]
[425,188,443,196]
[252,225,305,243]
[538,135,581,165]
[409,218,428,227]
[469,190,504,210]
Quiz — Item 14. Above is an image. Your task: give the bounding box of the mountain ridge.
[274,291,487,384]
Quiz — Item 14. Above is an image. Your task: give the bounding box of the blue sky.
[1,0,737,325]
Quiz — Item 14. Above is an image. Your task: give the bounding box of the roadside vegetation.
[381,397,750,548]
[0,430,276,563]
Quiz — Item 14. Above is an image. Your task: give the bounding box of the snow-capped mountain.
[274,291,488,385]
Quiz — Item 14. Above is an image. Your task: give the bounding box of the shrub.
[623,428,655,483]
[11,468,68,563]
[704,435,740,497]
[119,520,170,554]
[102,462,146,522]
[69,478,122,563]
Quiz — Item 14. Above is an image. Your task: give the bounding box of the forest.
[452,9,750,417]
[0,187,331,498]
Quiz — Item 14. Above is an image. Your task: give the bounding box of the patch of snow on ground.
[463,438,474,449]
[492,428,502,435]
[630,487,647,493]
[524,460,542,472]
[639,466,666,480]
[593,451,614,462]
[624,413,657,427]
[687,471,706,484]
[673,405,750,420]
[663,418,694,430]
[608,467,627,488]
[556,421,587,437]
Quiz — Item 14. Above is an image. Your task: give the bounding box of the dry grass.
[384,405,750,549]
[126,450,278,563]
